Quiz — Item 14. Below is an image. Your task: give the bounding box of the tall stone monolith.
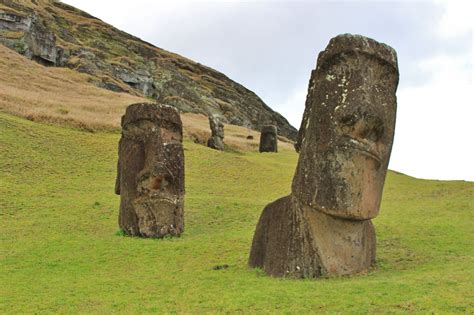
[207,114,225,151]
[249,34,399,278]
[259,125,278,153]
[115,103,185,238]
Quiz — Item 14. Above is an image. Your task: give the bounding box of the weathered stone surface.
[115,103,185,238]
[207,114,225,151]
[259,125,278,153]
[293,34,398,220]
[294,69,317,153]
[249,196,375,277]
[0,12,62,66]
[112,65,157,97]
[249,34,398,278]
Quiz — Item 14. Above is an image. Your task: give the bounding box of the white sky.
[62,0,473,181]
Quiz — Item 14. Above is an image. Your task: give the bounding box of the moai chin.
[115,103,185,238]
[259,125,278,153]
[249,34,398,278]
[207,114,225,151]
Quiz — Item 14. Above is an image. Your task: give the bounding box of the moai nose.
[359,114,384,142]
[339,112,384,143]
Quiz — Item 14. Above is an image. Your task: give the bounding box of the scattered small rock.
[212,264,229,270]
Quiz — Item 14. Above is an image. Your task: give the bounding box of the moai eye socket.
[338,113,359,135]
[339,113,358,128]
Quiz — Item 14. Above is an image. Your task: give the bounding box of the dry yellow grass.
[0,45,294,151]
[180,113,295,151]
[0,45,146,131]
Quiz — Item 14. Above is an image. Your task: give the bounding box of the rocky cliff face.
[0,0,297,140]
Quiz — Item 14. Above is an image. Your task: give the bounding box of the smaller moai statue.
[207,114,225,151]
[259,125,278,153]
[115,103,185,238]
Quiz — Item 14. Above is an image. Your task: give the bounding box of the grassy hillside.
[0,44,147,131]
[0,44,293,152]
[1,112,473,313]
[0,0,298,139]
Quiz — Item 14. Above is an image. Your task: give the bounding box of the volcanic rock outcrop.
[249,34,399,278]
[259,125,278,153]
[0,11,65,66]
[0,0,297,140]
[115,103,185,238]
[207,114,225,151]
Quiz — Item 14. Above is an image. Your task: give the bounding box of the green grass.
[1,112,473,313]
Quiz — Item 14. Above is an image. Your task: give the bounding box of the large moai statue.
[259,125,278,153]
[207,114,225,151]
[115,103,185,238]
[249,34,398,278]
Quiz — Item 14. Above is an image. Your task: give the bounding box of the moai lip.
[259,125,278,153]
[249,34,398,278]
[115,103,185,238]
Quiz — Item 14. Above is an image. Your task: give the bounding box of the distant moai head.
[209,114,224,139]
[207,114,225,150]
[116,103,185,238]
[259,125,278,153]
[292,34,399,220]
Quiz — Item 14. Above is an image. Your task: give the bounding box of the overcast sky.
[63,0,473,181]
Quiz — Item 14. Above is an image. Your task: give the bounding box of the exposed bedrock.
[0,1,297,140]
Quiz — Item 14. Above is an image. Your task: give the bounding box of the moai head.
[116,103,185,238]
[209,114,224,139]
[207,114,225,151]
[292,34,398,220]
[259,125,278,153]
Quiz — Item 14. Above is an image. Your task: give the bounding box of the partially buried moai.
[259,125,278,153]
[249,34,398,278]
[207,114,225,151]
[115,103,185,238]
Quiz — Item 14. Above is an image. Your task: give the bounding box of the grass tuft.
[114,229,127,237]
